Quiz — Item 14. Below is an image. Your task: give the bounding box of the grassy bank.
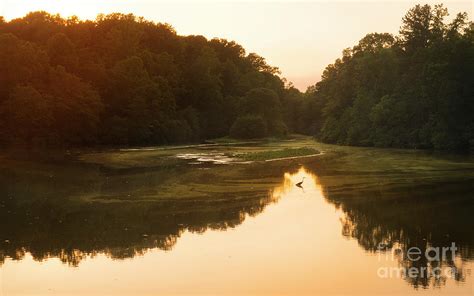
[237,147,320,161]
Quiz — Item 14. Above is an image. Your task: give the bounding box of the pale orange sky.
[1,1,472,90]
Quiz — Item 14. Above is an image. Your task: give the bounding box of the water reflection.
[271,167,319,199]
[0,190,276,266]
[328,179,473,288]
[0,160,284,266]
[309,150,474,289]
[0,166,321,266]
[0,150,473,293]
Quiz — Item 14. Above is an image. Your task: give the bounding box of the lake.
[0,138,473,295]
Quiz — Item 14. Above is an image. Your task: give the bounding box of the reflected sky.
[1,160,473,295]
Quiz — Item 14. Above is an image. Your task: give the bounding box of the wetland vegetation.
[1,137,473,292]
[0,3,473,295]
[0,4,473,150]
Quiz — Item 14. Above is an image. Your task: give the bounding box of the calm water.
[0,141,473,295]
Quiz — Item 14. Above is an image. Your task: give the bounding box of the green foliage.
[236,87,288,137]
[0,12,292,147]
[302,4,474,151]
[229,115,268,139]
[238,147,319,161]
[268,120,289,137]
[239,88,280,120]
[1,5,471,151]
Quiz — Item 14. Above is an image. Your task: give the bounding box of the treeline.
[1,4,473,150]
[0,12,298,146]
[299,4,474,150]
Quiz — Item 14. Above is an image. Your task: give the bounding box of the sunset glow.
[1,0,471,90]
[1,1,473,294]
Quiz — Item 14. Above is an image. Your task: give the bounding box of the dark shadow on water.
[305,150,474,289]
[0,148,473,290]
[0,158,281,266]
[327,180,474,288]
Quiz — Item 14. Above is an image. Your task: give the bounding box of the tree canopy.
[0,11,297,146]
[299,4,473,150]
[0,4,472,150]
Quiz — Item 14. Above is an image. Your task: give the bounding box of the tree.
[0,33,49,101]
[230,115,267,139]
[302,4,473,150]
[45,66,103,144]
[47,33,78,71]
[0,85,53,145]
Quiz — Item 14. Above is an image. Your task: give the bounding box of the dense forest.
[0,4,473,150]
[0,11,294,146]
[298,4,474,150]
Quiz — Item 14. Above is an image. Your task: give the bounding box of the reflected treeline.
[0,158,282,266]
[308,151,474,289]
[0,195,275,266]
[1,147,473,291]
[335,183,473,288]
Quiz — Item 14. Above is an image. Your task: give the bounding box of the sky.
[1,0,472,90]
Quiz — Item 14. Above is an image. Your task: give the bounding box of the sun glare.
[2,0,117,20]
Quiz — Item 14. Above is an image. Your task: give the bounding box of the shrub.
[229,115,267,139]
[269,120,288,137]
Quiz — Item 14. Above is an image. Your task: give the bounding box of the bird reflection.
[296,176,305,188]
[0,161,472,291]
[0,166,319,267]
[272,168,318,198]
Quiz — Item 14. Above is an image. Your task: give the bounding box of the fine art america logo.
[376,242,471,280]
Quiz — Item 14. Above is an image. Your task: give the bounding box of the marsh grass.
[237,147,320,161]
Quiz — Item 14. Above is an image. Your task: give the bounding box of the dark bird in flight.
[296,177,305,188]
